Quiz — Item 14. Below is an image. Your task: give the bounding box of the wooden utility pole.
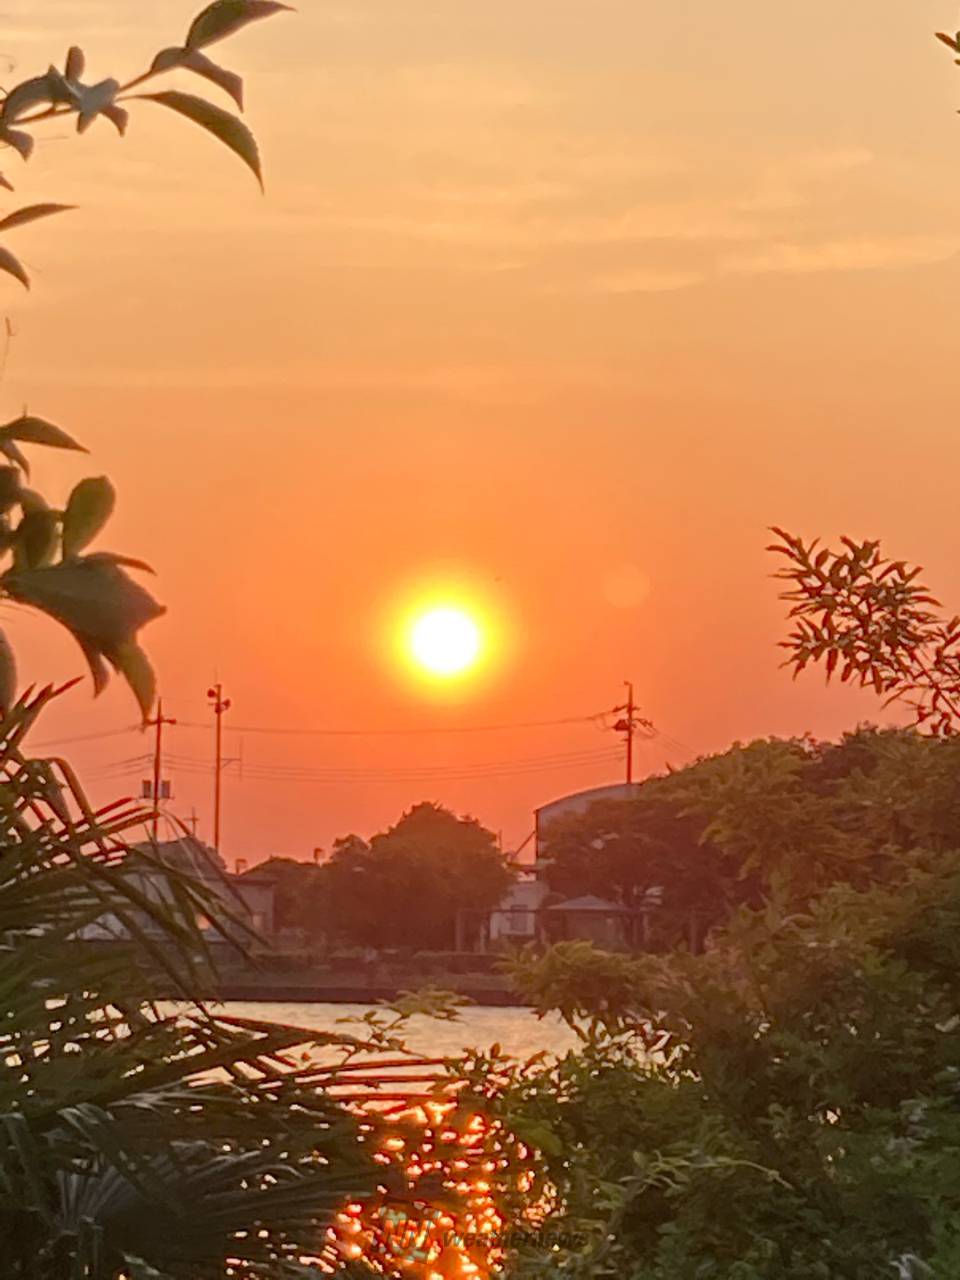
[612,682,653,785]
[207,683,231,853]
[146,699,177,842]
[624,681,635,784]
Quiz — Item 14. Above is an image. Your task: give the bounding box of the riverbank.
[214,971,528,1006]
[70,941,530,1006]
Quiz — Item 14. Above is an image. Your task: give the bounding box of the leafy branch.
[0,0,290,718]
[0,0,293,286]
[0,417,163,719]
[769,528,960,735]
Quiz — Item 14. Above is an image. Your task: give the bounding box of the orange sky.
[5,1,960,861]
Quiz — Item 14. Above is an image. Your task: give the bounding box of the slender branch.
[14,62,168,127]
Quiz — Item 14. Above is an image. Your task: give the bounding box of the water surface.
[220,1000,581,1060]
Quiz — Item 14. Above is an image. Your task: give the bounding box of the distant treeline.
[249,727,960,951]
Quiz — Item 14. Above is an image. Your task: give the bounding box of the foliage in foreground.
[0,690,376,1278]
[486,525,960,1276]
[0,425,164,721]
[771,529,960,736]
[0,0,289,718]
[487,853,960,1278]
[538,725,960,933]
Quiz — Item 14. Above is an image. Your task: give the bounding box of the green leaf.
[150,48,244,109]
[185,0,293,51]
[0,438,30,473]
[0,246,29,290]
[0,126,34,161]
[65,46,85,80]
[0,415,86,452]
[0,627,15,714]
[510,1119,565,1158]
[1,557,165,648]
[0,203,74,233]
[17,488,49,513]
[62,476,116,558]
[1,72,68,123]
[136,91,262,188]
[181,50,244,109]
[14,509,60,570]
[150,47,188,75]
[2,558,164,707]
[0,466,20,514]
[110,640,156,719]
[75,632,109,694]
[85,551,155,574]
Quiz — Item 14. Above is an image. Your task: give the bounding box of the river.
[220,1000,581,1059]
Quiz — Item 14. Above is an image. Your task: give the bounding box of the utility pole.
[612,682,653,785]
[207,683,231,853]
[146,699,177,842]
[626,681,635,783]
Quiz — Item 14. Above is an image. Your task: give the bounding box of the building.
[454,782,662,954]
[488,869,551,946]
[76,834,274,951]
[535,782,642,859]
[232,869,275,938]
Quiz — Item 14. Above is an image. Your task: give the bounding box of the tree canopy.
[538,728,960,934]
[319,802,516,951]
[240,855,326,939]
[499,852,960,1277]
[771,529,960,736]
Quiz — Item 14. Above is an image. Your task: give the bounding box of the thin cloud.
[397,64,554,110]
[721,236,959,277]
[739,148,874,213]
[589,269,706,294]
[315,203,758,250]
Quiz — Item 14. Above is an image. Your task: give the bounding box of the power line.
[170,710,614,738]
[29,725,141,749]
[165,742,623,775]
[85,745,627,781]
[26,708,615,750]
[151,746,625,786]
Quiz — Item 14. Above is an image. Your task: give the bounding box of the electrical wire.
[165,743,623,776]
[170,760,623,786]
[136,746,625,786]
[170,710,615,737]
[29,725,142,749]
[26,709,616,750]
[29,704,688,790]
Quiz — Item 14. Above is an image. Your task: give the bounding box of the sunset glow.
[9,0,957,860]
[409,607,483,678]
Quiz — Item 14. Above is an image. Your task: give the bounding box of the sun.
[409,606,482,678]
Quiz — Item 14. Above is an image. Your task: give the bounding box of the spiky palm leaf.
[0,689,376,1279]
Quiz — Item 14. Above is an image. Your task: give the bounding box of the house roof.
[536,782,642,820]
[131,835,230,885]
[547,894,630,914]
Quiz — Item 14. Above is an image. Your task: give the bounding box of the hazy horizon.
[6,0,960,859]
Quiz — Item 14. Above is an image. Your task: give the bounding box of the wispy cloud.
[739,148,874,213]
[589,268,706,294]
[312,202,757,251]
[721,236,959,277]
[396,64,553,110]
